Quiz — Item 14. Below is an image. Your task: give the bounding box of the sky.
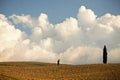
[0,0,120,24]
[0,0,120,64]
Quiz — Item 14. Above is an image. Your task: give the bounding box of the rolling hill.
[0,62,120,80]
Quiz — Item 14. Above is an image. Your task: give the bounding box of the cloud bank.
[0,6,120,64]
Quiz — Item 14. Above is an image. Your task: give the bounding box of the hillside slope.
[0,62,120,80]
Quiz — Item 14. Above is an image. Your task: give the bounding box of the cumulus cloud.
[61,46,102,64]
[55,17,80,38]
[108,47,120,63]
[9,14,35,28]
[0,6,120,64]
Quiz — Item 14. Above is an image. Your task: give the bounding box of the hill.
[0,62,120,80]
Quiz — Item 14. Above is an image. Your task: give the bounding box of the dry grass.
[0,62,120,80]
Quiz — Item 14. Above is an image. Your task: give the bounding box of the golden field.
[0,62,120,80]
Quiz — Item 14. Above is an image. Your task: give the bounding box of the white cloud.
[55,17,80,38]
[108,47,120,63]
[0,14,25,61]
[9,14,35,28]
[77,6,97,31]
[0,14,23,52]
[61,46,102,64]
[38,13,50,30]
[0,6,120,64]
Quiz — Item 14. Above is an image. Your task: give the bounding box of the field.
[0,62,120,80]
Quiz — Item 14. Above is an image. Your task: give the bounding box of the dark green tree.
[57,59,60,66]
[103,45,107,64]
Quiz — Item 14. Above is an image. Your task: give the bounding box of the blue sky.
[0,0,120,24]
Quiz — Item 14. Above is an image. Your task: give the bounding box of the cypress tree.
[103,45,107,64]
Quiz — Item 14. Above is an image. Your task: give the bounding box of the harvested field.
[0,62,120,80]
